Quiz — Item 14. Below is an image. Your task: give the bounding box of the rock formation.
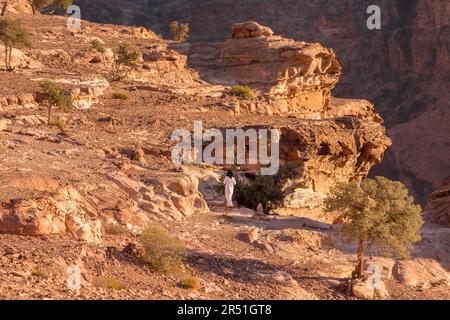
[186,22,390,209]
[184,21,341,114]
[75,0,450,204]
[0,177,102,243]
[424,177,450,226]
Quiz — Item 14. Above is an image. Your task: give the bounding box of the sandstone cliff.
[74,0,450,203]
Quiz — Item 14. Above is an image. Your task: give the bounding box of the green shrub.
[230,85,255,99]
[180,275,201,291]
[139,225,185,274]
[109,43,140,81]
[91,39,106,54]
[234,176,284,214]
[31,269,49,279]
[54,0,73,10]
[170,21,190,42]
[94,276,124,290]
[228,164,298,213]
[48,119,65,130]
[112,92,129,100]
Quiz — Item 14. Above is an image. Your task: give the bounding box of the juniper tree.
[324,176,423,278]
[27,0,52,14]
[170,21,190,42]
[54,0,73,10]
[109,43,140,81]
[1,1,8,16]
[39,80,71,124]
[0,17,31,71]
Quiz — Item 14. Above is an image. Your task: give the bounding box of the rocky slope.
[0,12,447,300]
[73,0,450,204]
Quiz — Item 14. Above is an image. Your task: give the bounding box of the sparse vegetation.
[139,225,185,274]
[180,275,201,291]
[325,176,423,278]
[112,92,129,100]
[48,118,65,131]
[230,85,255,99]
[104,224,127,235]
[109,43,140,82]
[54,0,73,10]
[91,39,106,54]
[94,276,124,290]
[31,269,49,279]
[39,80,72,124]
[27,0,52,14]
[233,164,298,213]
[169,21,190,42]
[0,17,31,71]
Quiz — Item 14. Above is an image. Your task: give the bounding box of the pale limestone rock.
[352,279,389,300]
[393,258,450,288]
[239,228,259,243]
[0,45,42,70]
[0,182,103,243]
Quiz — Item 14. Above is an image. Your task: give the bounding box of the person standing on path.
[224,170,236,209]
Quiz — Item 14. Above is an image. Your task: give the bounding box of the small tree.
[109,43,140,82]
[54,0,73,10]
[232,164,298,213]
[170,21,189,42]
[324,177,423,278]
[27,0,52,14]
[1,1,8,17]
[0,17,31,71]
[230,85,255,99]
[39,80,71,124]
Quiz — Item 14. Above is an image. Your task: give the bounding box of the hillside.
[73,0,450,203]
[0,9,448,300]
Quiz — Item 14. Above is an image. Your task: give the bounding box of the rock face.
[424,177,450,226]
[277,106,390,194]
[0,178,102,243]
[185,21,341,114]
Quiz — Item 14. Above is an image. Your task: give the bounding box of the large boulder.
[231,21,274,39]
[351,279,389,300]
[0,45,42,70]
[0,178,103,243]
[393,258,450,288]
[107,169,209,221]
[187,21,341,114]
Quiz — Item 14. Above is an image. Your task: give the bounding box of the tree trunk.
[355,239,365,278]
[8,44,13,71]
[1,1,8,16]
[47,104,53,124]
[4,44,8,70]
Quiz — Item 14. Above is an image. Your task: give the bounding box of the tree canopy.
[325,176,423,277]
